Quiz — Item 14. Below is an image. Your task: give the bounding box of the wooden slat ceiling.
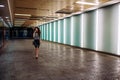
[14,0,111,27]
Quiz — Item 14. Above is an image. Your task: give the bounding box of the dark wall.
[0,27,5,48]
[10,27,33,39]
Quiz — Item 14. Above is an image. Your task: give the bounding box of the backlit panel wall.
[60,19,64,43]
[58,20,61,43]
[44,24,47,40]
[97,4,119,54]
[51,22,54,41]
[65,17,71,45]
[39,26,42,39]
[53,21,56,42]
[46,24,48,40]
[55,21,58,42]
[118,3,120,55]
[44,24,46,40]
[83,11,96,49]
[39,3,120,55]
[63,19,66,44]
[43,24,46,40]
[50,23,52,41]
[41,25,43,39]
[71,15,81,47]
[48,23,50,41]
[42,25,44,40]
[47,23,50,41]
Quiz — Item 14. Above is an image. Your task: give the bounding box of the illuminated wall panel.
[65,17,71,45]
[97,4,119,54]
[58,20,61,43]
[56,21,58,42]
[63,19,66,44]
[40,26,42,39]
[47,23,50,41]
[54,21,56,42]
[71,15,81,47]
[39,3,120,55]
[44,24,46,40]
[117,3,120,55]
[53,21,56,42]
[41,26,43,39]
[50,23,52,41]
[83,11,96,49]
[60,19,64,43]
[51,22,54,41]
[46,24,48,40]
[45,24,47,40]
[39,26,41,38]
[81,14,85,47]
[43,25,45,40]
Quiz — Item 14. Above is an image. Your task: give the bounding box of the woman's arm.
[33,32,35,38]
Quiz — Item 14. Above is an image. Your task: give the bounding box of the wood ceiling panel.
[13,0,113,27]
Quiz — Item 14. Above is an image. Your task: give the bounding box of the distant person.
[33,27,41,59]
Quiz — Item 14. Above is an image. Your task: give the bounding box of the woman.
[33,27,41,59]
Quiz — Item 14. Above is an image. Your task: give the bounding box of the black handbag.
[33,40,35,45]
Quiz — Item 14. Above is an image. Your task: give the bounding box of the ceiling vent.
[16,7,37,10]
[56,9,73,14]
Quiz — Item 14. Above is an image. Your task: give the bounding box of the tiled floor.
[0,39,120,80]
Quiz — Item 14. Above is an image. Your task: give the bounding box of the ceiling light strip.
[76,1,99,5]
[0,5,5,7]
[15,13,31,16]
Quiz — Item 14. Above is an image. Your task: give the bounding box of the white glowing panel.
[58,20,61,43]
[71,17,74,45]
[51,22,54,41]
[54,22,56,42]
[63,19,66,44]
[117,3,120,55]
[48,23,50,41]
[44,25,46,40]
[60,19,64,43]
[81,14,85,47]
[42,25,44,39]
[50,23,52,41]
[44,24,46,40]
[96,9,104,51]
[97,4,119,54]
[41,26,43,39]
[46,24,48,40]
[95,10,99,50]
[42,26,43,39]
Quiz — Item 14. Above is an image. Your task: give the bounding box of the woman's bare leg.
[35,48,39,58]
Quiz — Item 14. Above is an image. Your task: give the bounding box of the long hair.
[34,27,41,36]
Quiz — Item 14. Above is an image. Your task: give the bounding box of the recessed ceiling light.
[0,5,5,7]
[5,17,9,18]
[15,13,31,16]
[76,1,99,5]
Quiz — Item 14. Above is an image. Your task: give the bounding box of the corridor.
[0,40,120,80]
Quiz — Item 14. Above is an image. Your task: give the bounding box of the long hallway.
[0,40,120,80]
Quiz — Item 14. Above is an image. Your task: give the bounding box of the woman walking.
[33,27,41,59]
